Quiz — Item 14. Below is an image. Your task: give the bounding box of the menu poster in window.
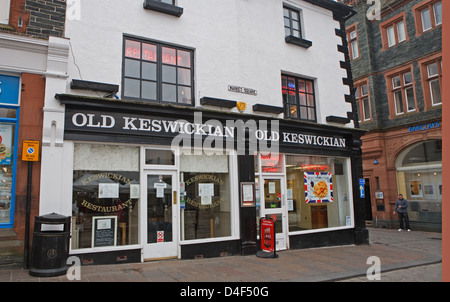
[154,182,167,198]
[0,124,13,165]
[304,172,334,203]
[99,183,119,198]
[92,216,117,247]
[241,182,255,207]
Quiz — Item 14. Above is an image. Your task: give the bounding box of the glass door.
[260,176,288,250]
[143,171,178,260]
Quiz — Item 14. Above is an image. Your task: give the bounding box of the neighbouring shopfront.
[57,94,366,264]
[362,120,442,232]
[395,139,442,230]
[0,74,20,228]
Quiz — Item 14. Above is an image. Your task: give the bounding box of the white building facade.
[39,0,367,263]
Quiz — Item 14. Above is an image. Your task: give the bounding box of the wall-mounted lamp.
[373,159,379,165]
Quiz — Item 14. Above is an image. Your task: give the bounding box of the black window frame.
[282,75,317,122]
[283,4,312,48]
[122,36,195,106]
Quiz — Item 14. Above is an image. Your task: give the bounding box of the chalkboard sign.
[92,216,117,247]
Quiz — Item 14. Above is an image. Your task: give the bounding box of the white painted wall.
[65,0,351,125]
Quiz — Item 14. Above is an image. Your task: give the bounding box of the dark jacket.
[395,198,408,213]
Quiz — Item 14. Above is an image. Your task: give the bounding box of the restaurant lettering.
[81,199,133,213]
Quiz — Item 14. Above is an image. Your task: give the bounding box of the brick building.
[339,0,442,231]
[0,0,69,266]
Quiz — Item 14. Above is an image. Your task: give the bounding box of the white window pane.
[405,87,415,111]
[351,40,359,59]
[392,76,401,88]
[387,26,395,47]
[421,8,432,31]
[434,2,442,25]
[362,97,371,120]
[427,63,438,77]
[403,72,412,85]
[350,30,357,40]
[394,90,404,114]
[361,84,368,96]
[430,79,441,105]
[397,21,406,42]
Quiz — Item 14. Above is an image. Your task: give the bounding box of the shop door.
[143,171,178,260]
[260,176,288,250]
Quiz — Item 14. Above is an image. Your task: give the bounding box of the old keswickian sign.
[64,107,348,151]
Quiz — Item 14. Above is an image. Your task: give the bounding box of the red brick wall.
[13,73,44,240]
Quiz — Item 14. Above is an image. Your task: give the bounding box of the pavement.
[0,227,443,283]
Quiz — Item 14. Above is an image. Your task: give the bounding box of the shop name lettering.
[71,112,347,148]
[409,121,440,132]
[81,199,133,213]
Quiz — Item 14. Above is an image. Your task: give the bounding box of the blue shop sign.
[0,75,21,106]
[408,121,440,133]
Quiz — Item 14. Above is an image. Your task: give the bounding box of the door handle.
[173,191,177,204]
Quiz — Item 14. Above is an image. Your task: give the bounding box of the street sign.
[359,178,365,198]
[22,140,40,162]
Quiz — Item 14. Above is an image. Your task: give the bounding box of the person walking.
[393,194,410,231]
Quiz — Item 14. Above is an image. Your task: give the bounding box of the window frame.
[379,12,408,51]
[281,74,317,122]
[122,36,195,106]
[354,79,372,122]
[283,3,312,48]
[283,5,302,39]
[413,0,442,36]
[385,65,418,118]
[418,54,442,110]
[346,23,360,60]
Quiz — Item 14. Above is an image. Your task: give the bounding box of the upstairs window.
[346,24,359,60]
[0,0,11,25]
[284,5,302,39]
[413,0,442,35]
[426,61,442,106]
[386,66,417,118]
[380,12,408,50]
[282,75,316,122]
[122,37,194,105]
[283,4,312,48]
[355,81,371,122]
[392,71,415,115]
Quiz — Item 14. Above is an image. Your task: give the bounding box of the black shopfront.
[56,94,367,264]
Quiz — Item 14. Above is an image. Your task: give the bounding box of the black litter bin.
[29,213,71,277]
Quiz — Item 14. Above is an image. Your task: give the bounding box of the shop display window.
[179,151,232,240]
[395,140,442,223]
[285,155,352,231]
[71,144,140,249]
